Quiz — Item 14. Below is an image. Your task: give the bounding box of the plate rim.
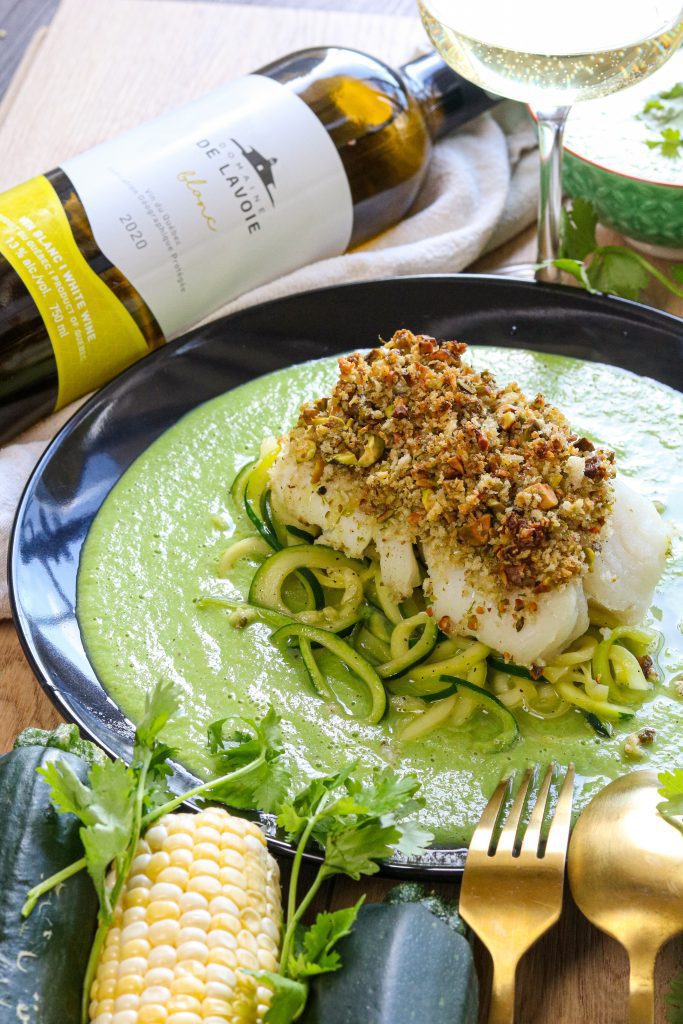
[8,272,683,876]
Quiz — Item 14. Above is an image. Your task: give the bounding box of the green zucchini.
[0,744,98,1023]
[301,903,478,1024]
[425,676,520,752]
[584,712,614,738]
[229,458,256,505]
[286,523,319,543]
[554,680,636,720]
[377,612,439,680]
[249,545,364,632]
[244,446,281,548]
[488,654,535,680]
[271,622,386,724]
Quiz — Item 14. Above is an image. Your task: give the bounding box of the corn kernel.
[115,976,144,997]
[170,976,204,999]
[111,1010,138,1024]
[123,887,149,910]
[156,867,188,888]
[147,900,181,923]
[144,967,174,988]
[179,909,211,931]
[175,960,206,981]
[148,920,180,947]
[176,941,209,963]
[187,875,221,897]
[113,995,139,1012]
[139,986,172,1006]
[148,944,177,969]
[121,938,150,959]
[144,825,168,852]
[178,892,207,913]
[137,1007,168,1024]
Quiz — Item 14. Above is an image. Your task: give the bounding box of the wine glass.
[418,0,683,281]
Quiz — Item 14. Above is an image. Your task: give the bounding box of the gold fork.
[459,764,575,1024]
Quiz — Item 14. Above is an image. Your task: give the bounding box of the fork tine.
[496,767,535,855]
[468,775,513,855]
[519,763,555,857]
[544,763,575,858]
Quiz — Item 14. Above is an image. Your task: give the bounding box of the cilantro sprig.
[657,768,683,836]
[248,765,433,1023]
[550,198,683,302]
[639,80,683,160]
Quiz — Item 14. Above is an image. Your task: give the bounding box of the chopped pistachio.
[358,434,385,468]
[331,451,358,466]
[624,727,656,759]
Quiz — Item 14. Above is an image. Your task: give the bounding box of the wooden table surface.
[0,2,681,1022]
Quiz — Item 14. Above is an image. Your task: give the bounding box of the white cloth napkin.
[0,101,537,618]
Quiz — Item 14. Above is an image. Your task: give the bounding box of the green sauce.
[77,348,683,844]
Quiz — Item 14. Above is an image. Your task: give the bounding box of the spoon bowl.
[568,770,683,1024]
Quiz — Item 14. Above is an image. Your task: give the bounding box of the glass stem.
[532,105,571,282]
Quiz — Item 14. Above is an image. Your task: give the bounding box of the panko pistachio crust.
[289,330,615,614]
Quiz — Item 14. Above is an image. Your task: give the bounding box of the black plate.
[9,275,683,877]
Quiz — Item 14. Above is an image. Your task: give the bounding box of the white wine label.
[61,75,353,338]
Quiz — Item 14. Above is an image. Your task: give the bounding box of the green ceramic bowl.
[562,52,683,255]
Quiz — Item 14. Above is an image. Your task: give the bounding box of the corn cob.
[88,808,282,1024]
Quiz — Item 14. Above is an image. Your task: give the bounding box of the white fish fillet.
[269,443,421,598]
[269,447,667,665]
[585,475,669,625]
[423,539,589,665]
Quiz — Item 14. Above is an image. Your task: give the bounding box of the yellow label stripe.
[0,174,150,409]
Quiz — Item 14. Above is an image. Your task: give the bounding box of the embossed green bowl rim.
[563,139,683,250]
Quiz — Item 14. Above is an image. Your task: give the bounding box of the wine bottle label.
[61,74,354,339]
[0,174,151,409]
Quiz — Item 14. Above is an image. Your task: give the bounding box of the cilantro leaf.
[394,817,435,858]
[135,678,179,750]
[345,771,422,818]
[288,900,364,980]
[560,198,598,261]
[639,81,683,130]
[39,756,136,914]
[277,767,357,840]
[243,972,308,1024]
[549,258,594,291]
[587,249,651,301]
[645,128,683,158]
[142,744,177,814]
[658,768,683,836]
[206,707,290,813]
[668,969,683,1023]
[323,819,403,879]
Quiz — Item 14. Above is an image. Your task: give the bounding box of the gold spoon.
[568,770,683,1024]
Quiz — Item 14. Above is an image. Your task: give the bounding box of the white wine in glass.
[419,0,683,277]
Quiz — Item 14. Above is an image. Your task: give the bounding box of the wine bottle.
[0,47,498,441]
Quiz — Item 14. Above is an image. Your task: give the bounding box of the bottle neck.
[400,52,501,141]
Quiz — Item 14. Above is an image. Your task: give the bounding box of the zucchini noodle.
[217,536,270,575]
